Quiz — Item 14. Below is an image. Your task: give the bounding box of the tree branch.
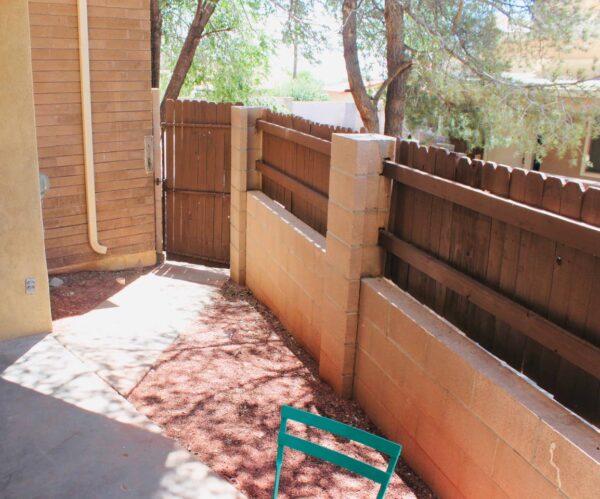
[161,0,220,115]
[200,27,233,39]
[405,4,600,90]
[451,0,464,34]
[373,59,412,102]
[342,0,379,132]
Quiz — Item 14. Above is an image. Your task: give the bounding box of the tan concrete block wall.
[230,106,265,284]
[246,191,325,359]
[318,133,395,397]
[355,277,600,499]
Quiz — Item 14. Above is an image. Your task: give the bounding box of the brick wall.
[355,277,600,499]
[246,192,324,359]
[29,0,156,272]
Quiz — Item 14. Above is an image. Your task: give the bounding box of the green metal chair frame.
[273,405,402,499]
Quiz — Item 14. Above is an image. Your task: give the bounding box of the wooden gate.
[162,100,235,264]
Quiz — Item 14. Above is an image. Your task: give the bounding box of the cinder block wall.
[231,108,600,498]
[246,192,325,359]
[355,277,600,499]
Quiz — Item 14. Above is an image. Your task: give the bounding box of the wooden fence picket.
[380,139,600,425]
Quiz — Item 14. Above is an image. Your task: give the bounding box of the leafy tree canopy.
[160,0,274,103]
[158,0,600,162]
[325,0,600,160]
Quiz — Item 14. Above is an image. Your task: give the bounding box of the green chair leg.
[273,405,402,498]
[273,445,284,499]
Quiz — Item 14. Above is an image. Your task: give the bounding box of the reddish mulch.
[50,267,153,320]
[128,280,434,499]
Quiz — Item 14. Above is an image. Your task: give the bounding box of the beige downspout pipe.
[77,0,107,254]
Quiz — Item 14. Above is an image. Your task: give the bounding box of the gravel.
[128,280,435,499]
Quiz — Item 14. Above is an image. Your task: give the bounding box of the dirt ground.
[126,280,434,499]
[50,267,153,320]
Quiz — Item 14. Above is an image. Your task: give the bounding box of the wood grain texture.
[162,99,234,264]
[382,139,600,424]
[30,0,154,270]
[260,110,358,235]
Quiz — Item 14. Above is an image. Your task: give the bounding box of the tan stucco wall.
[0,0,52,340]
[485,145,529,170]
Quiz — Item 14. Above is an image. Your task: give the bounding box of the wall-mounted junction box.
[144,135,154,174]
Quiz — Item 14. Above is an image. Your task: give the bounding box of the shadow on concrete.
[0,333,47,373]
[0,330,243,498]
[0,378,238,499]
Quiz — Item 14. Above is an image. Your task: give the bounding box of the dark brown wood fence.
[163,99,237,264]
[257,110,356,235]
[380,139,600,425]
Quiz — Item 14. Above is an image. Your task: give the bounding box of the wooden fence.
[163,100,237,264]
[257,110,356,235]
[380,140,600,424]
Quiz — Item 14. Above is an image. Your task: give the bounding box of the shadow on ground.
[1,263,243,499]
[129,280,434,499]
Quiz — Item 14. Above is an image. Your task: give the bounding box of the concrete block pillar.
[230,106,267,284]
[319,134,396,397]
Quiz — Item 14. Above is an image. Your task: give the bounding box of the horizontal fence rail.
[379,229,600,380]
[256,119,332,156]
[162,122,231,129]
[256,160,328,212]
[382,160,600,257]
[381,139,600,425]
[257,110,358,235]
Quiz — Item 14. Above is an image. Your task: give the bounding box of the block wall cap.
[248,191,326,250]
[360,277,600,465]
[332,133,396,143]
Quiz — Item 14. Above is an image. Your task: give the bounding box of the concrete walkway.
[0,262,243,499]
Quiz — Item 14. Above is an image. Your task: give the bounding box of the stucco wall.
[0,0,52,340]
[245,191,325,360]
[355,277,600,499]
[29,0,156,273]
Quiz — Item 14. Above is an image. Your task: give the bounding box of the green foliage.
[160,0,273,103]
[274,71,328,101]
[326,0,600,159]
[279,0,327,65]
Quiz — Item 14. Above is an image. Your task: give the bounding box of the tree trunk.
[383,0,409,137]
[293,40,298,78]
[161,0,218,115]
[150,0,162,89]
[342,0,379,132]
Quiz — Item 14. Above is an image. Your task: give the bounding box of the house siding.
[28,0,156,272]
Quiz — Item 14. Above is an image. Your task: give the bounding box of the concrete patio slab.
[53,262,229,396]
[0,262,243,499]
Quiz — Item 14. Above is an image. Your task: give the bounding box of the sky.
[264,5,354,88]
